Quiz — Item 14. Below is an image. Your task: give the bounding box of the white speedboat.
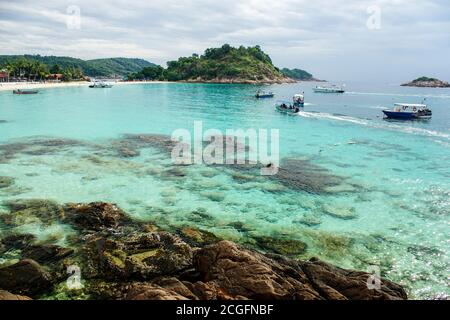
[89,81,113,88]
[293,93,305,107]
[255,90,274,99]
[313,85,345,93]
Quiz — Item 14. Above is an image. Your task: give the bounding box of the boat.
[275,101,300,114]
[313,85,345,93]
[256,90,274,99]
[382,103,432,120]
[89,81,113,88]
[13,89,39,95]
[293,93,305,108]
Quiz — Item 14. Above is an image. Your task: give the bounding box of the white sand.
[0,81,172,92]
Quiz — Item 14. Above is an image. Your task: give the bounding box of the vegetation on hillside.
[0,55,154,78]
[0,46,316,83]
[281,68,314,81]
[411,76,438,83]
[128,44,291,83]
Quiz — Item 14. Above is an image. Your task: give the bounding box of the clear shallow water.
[0,82,449,299]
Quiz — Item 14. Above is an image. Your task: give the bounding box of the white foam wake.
[297,111,450,141]
[346,91,450,100]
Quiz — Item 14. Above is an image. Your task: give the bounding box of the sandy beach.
[0,81,171,92]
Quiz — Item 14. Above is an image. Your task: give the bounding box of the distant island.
[128,44,315,84]
[0,55,154,81]
[401,77,450,88]
[280,68,323,82]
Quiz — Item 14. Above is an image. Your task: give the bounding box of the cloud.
[0,0,449,82]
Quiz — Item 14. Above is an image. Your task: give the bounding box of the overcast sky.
[0,0,449,82]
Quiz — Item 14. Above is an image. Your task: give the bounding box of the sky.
[0,0,449,83]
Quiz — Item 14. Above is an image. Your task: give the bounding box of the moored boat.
[382,103,432,120]
[256,90,274,99]
[13,89,39,95]
[313,85,345,93]
[89,81,113,88]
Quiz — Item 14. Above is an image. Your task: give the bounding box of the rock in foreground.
[62,202,130,231]
[123,241,407,300]
[0,201,408,300]
[0,259,53,296]
[0,290,32,300]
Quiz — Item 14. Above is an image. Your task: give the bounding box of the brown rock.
[179,227,221,247]
[22,244,74,264]
[299,258,408,300]
[0,259,53,296]
[62,202,129,231]
[1,234,37,251]
[0,290,32,300]
[194,241,320,300]
[85,232,193,280]
[193,241,407,300]
[125,278,198,300]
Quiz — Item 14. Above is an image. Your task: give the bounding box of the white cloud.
[0,0,449,82]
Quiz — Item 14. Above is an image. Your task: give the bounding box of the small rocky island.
[401,77,450,88]
[0,200,407,300]
[127,44,315,84]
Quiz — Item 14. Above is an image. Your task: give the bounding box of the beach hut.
[0,70,9,82]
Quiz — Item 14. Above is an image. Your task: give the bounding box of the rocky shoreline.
[0,200,407,300]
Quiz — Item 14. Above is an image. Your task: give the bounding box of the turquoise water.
[0,82,449,299]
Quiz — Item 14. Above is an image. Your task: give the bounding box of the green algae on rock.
[252,236,308,256]
[178,226,221,247]
[0,176,15,189]
[0,199,62,227]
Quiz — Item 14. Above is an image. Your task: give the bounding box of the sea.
[0,81,448,299]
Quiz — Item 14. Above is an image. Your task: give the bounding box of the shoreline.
[0,81,174,92]
[0,79,330,92]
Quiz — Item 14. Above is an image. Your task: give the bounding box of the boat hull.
[89,85,113,88]
[256,94,274,99]
[13,90,38,95]
[382,110,416,119]
[276,105,300,114]
[313,88,345,93]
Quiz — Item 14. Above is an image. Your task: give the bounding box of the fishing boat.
[382,103,432,120]
[89,81,113,88]
[256,90,274,99]
[313,85,345,93]
[275,101,300,114]
[13,89,39,95]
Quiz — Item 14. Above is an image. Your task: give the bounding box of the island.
[401,77,450,88]
[127,44,316,84]
[281,68,324,82]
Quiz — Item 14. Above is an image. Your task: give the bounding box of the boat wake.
[346,91,450,100]
[297,111,450,141]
